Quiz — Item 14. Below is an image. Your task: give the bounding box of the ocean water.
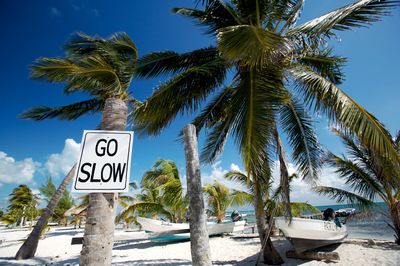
[237,202,395,241]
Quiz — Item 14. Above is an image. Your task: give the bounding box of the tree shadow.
[113,239,188,250]
[111,258,191,265]
[0,256,54,265]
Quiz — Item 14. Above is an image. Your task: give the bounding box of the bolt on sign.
[72,130,134,193]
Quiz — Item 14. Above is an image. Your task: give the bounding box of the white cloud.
[50,7,60,17]
[201,161,249,192]
[0,151,40,184]
[230,163,241,172]
[45,139,80,178]
[270,161,347,205]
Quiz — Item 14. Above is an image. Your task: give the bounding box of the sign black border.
[74,131,132,191]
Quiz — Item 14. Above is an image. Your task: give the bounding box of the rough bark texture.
[80,98,127,266]
[253,177,284,265]
[183,124,212,266]
[15,165,77,260]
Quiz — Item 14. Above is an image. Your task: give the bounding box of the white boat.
[136,217,246,237]
[275,217,348,253]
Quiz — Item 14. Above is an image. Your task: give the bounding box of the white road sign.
[72,130,133,193]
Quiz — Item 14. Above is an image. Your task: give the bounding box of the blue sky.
[0,0,399,209]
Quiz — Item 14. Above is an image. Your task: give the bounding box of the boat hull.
[275,217,347,253]
[137,217,245,236]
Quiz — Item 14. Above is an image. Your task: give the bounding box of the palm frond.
[173,2,241,35]
[200,114,232,163]
[291,0,399,38]
[31,56,123,95]
[296,48,347,85]
[231,190,253,206]
[217,25,283,66]
[326,152,385,201]
[135,47,221,79]
[314,186,374,210]
[280,97,322,182]
[282,0,305,30]
[134,58,227,136]
[289,63,399,163]
[289,202,320,217]
[191,85,234,134]
[20,98,104,120]
[224,171,250,188]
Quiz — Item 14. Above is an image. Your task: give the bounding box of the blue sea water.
[238,202,395,241]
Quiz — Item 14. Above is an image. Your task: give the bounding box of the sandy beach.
[0,227,399,265]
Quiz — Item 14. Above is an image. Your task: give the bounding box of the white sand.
[0,227,399,265]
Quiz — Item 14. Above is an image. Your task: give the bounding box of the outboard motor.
[231,210,242,222]
[323,208,335,221]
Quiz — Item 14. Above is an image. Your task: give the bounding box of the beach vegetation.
[117,159,188,224]
[39,177,74,225]
[132,1,398,263]
[16,32,138,263]
[225,170,320,218]
[0,185,39,228]
[315,128,400,244]
[203,180,251,223]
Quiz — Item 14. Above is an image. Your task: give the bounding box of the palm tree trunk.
[15,165,77,260]
[273,126,292,218]
[80,97,128,266]
[183,124,212,266]
[390,201,400,244]
[253,175,283,265]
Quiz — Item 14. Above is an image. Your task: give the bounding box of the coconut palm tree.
[203,180,250,223]
[315,128,400,244]
[16,32,138,263]
[117,159,188,223]
[5,185,39,228]
[133,1,399,263]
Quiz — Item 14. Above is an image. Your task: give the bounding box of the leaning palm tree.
[203,180,250,223]
[315,128,400,244]
[16,32,138,263]
[133,1,399,263]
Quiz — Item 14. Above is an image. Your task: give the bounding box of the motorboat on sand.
[275,216,348,253]
[137,216,245,237]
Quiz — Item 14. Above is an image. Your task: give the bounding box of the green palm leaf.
[173,2,241,35]
[21,98,104,121]
[326,152,385,201]
[314,186,374,210]
[280,97,322,182]
[289,63,399,163]
[291,0,399,38]
[217,25,283,66]
[134,58,227,135]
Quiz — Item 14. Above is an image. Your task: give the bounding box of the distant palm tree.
[203,180,250,223]
[16,32,138,264]
[315,129,400,244]
[117,160,188,223]
[5,185,39,228]
[133,1,399,263]
[39,177,74,225]
[225,170,319,218]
